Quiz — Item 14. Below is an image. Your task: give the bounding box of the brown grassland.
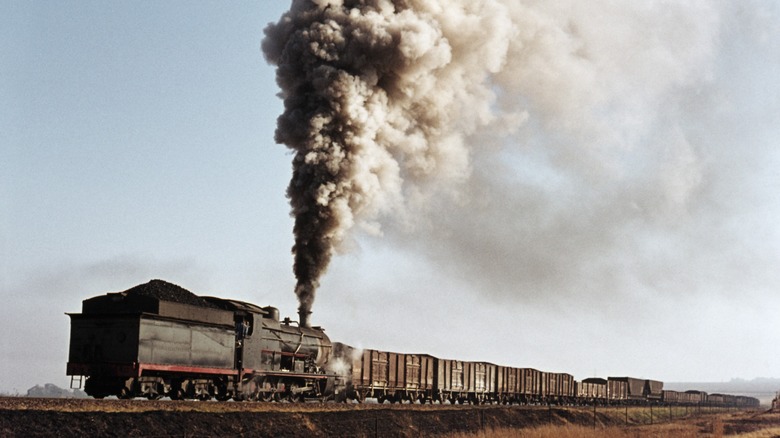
[1,397,778,437]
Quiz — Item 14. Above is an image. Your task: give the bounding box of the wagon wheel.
[170,387,185,400]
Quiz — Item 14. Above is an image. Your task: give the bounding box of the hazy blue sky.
[2,1,779,394]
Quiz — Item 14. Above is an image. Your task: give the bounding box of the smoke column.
[263,0,775,316]
[262,0,520,317]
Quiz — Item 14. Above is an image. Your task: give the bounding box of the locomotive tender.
[66,280,760,408]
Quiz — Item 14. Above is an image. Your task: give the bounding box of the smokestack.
[299,309,311,328]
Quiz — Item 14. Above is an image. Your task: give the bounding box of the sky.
[1,1,779,394]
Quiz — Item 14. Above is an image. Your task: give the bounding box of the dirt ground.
[0,397,775,438]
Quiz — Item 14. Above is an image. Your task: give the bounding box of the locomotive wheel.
[287,383,302,402]
[214,383,231,401]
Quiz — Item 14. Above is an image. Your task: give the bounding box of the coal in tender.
[120,279,218,308]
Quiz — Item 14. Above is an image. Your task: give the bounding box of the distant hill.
[26,383,89,399]
[666,377,780,405]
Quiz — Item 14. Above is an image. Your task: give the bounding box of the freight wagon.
[496,366,542,404]
[329,345,435,403]
[578,378,608,404]
[434,359,497,404]
[607,378,628,403]
[609,377,663,404]
[540,371,575,404]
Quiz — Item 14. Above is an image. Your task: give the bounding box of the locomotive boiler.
[66,280,335,400]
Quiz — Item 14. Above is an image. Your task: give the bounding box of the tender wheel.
[118,387,133,399]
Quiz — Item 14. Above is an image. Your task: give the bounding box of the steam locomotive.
[66,280,759,408]
[67,280,333,401]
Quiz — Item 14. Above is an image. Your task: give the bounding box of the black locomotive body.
[67,280,333,400]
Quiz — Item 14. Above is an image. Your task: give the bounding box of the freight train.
[66,280,759,408]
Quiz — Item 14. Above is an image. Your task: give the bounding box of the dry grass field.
[1,397,775,437]
[445,410,780,438]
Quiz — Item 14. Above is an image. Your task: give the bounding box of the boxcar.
[541,372,575,404]
[685,390,707,404]
[709,393,726,406]
[464,361,497,403]
[434,358,465,403]
[385,352,435,402]
[609,377,647,403]
[335,347,434,403]
[579,378,608,403]
[435,359,496,404]
[646,379,664,402]
[606,378,628,403]
[662,390,681,404]
[495,366,542,404]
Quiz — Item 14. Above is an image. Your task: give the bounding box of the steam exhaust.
[299,309,311,329]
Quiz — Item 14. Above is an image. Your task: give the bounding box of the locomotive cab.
[202,297,335,401]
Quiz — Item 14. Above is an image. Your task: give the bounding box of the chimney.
[299,309,311,328]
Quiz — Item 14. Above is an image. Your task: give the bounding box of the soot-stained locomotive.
[66,280,760,408]
[67,280,334,401]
